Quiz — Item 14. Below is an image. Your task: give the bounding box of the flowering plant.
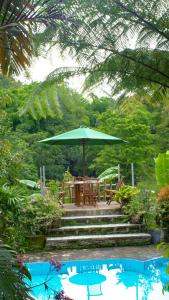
[16,256,73,300]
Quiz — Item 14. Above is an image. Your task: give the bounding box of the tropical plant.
[156,187,169,231]
[18,179,39,189]
[0,244,73,300]
[0,183,62,250]
[31,0,169,103]
[155,151,169,188]
[155,152,169,232]
[139,188,157,229]
[0,243,32,300]
[123,188,157,227]
[157,242,169,293]
[0,0,69,76]
[20,191,62,237]
[114,185,139,207]
[123,196,145,224]
[22,81,87,119]
[98,166,118,182]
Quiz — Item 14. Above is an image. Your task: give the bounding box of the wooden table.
[68,179,99,206]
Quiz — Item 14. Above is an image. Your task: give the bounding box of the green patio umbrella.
[39,127,127,175]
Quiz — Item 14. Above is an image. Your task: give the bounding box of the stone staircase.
[46,204,151,249]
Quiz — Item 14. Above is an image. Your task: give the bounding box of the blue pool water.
[26,257,169,300]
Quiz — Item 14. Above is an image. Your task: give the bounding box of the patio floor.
[22,245,162,262]
[62,201,120,210]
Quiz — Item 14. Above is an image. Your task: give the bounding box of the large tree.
[37,0,169,101]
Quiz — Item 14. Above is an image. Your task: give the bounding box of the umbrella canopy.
[39,127,127,175]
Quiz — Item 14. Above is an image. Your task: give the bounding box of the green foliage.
[155,151,169,187]
[18,180,39,189]
[123,197,145,224]
[0,0,70,76]
[1,77,167,184]
[63,168,74,183]
[157,242,169,258]
[47,180,60,195]
[98,166,118,182]
[114,185,139,207]
[22,191,62,236]
[157,199,169,231]
[22,82,88,120]
[123,187,157,227]
[0,183,62,250]
[157,242,169,293]
[0,244,32,300]
[138,188,157,229]
[92,108,157,182]
[34,0,169,101]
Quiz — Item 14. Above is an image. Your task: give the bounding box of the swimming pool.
[26,257,169,300]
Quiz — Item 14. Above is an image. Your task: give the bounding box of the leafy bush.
[22,191,62,236]
[123,197,145,223]
[0,184,63,251]
[47,180,60,195]
[156,187,169,231]
[0,243,73,300]
[0,244,32,300]
[114,185,139,207]
[123,188,157,227]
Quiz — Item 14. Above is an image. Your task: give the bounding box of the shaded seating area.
[56,175,125,207]
[63,176,100,206]
[39,127,127,208]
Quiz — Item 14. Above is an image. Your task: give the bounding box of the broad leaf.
[155,152,169,187]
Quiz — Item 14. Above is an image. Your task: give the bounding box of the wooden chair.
[80,180,99,206]
[105,176,125,205]
[58,181,65,206]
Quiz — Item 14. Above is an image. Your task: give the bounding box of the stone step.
[64,207,121,217]
[49,223,144,236]
[61,214,126,225]
[46,233,151,249]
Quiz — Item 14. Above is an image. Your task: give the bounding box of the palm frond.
[21,67,88,118]
[0,243,32,300]
[41,0,169,98]
[0,0,69,75]
[82,48,169,101]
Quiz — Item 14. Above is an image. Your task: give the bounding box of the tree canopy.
[36,0,169,101]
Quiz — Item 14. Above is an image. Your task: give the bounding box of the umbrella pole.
[82,142,86,176]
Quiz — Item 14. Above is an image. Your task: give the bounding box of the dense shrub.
[0,184,62,251]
